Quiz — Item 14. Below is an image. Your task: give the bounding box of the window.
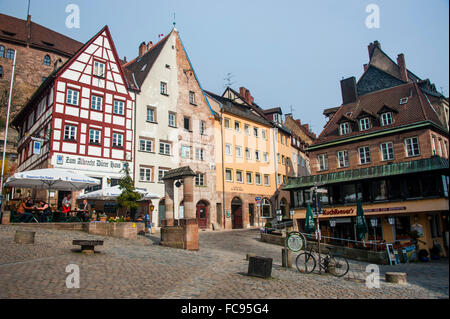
[195,173,205,186]
[225,144,232,156]
[262,129,267,140]
[235,146,242,158]
[91,95,102,111]
[277,153,280,163]
[181,145,191,158]
[189,91,196,105]
[405,137,420,157]
[264,175,270,186]
[158,169,169,182]
[283,175,286,185]
[273,113,281,123]
[64,125,77,141]
[358,146,371,164]
[89,129,101,144]
[380,142,394,161]
[254,127,259,137]
[236,170,243,183]
[359,117,370,131]
[263,152,269,163]
[168,112,176,127]
[112,133,123,147]
[255,173,261,185]
[114,100,124,115]
[147,107,156,122]
[246,172,253,184]
[255,150,260,161]
[159,142,171,155]
[286,157,290,166]
[319,154,329,170]
[200,120,206,135]
[245,148,251,160]
[280,135,284,144]
[93,60,105,77]
[184,117,190,131]
[0,66,3,78]
[235,121,241,132]
[339,122,349,135]
[0,45,4,57]
[225,169,233,182]
[277,174,282,185]
[337,150,349,168]
[140,167,153,182]
[43,55,51,66]
[245,124,250,135]
[282,155,285,164]
[66,89,79,105]
[381,112,393,126]
[224,118,230,129]
[160,82,168,95]
[195,148,205,161]
[6,49,14,60]
[139,139,153,152]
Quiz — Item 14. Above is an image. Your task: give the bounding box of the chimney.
[239,87,246,97]
[397,53,408,82]
[123,56,127,63]
[139,42,146,57]
[239,87,254,104]
[303,124,309,132]
[147,41,153,51]
[340,76,358,105]
[26,14,31,45]
[363,63,369,72]
[367,40,380,59]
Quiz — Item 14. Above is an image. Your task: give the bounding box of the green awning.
[284,156,449,190]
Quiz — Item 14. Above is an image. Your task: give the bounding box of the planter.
[87,222,137,239]
[99,217,107,222]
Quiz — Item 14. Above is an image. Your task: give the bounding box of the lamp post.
[311,184,327,274]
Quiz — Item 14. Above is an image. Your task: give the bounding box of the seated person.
[77,199,92,222]
[35,200,52,222]
[62,194,72,214]
[16,199,34,223]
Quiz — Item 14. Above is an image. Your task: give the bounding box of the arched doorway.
[280,198,288,218]
[158,198,165,227]
[196,200,209,229]
[231,197,243,229]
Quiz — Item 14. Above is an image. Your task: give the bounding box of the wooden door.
[196,205,207,229]
[232,206,243,229]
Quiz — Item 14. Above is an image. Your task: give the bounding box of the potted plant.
[429,245,441,260]
[99,213,107,222]
[264,222,272,234]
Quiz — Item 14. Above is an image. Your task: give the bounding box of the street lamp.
[370,218,378,241]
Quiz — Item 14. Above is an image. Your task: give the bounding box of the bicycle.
[295,243,349,277]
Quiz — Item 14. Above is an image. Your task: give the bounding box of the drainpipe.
[272,126,279,217]
[220,104,226,229]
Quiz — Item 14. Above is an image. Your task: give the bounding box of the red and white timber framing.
[16,26,134,183]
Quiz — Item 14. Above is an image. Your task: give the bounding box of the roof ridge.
[123,32,171,68]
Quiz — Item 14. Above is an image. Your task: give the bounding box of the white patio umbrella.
[77,185,159,201]
[5,168,101,191]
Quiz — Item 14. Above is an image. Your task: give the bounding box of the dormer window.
[381,112,393,126]
[273,113,281,123]
[359,117,371,131]
[339,122,350,135]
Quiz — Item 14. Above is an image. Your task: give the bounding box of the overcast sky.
[1,0,448,135]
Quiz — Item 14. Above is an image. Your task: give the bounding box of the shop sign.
[364,207,406,213]
[322,208,354,216]
[52,153,125,173]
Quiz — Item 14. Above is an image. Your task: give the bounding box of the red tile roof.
[316,82,445,144]
[0,13,83,56]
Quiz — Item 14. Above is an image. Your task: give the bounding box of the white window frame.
[140,167,152,182]
[380,142,394,161]
[139,139,153,152]
[158,169,169,182]
[405,137,420,157]
[318,154,328,171]
[181,145,191,159]
[358,146,371,164]
[225,169,233,182]
[337,150,349,168]
[339,122,349,135]
[246,172,253,184]
[147,108,155,122]
[159,142,171,155]
[381,112,393,126]
[93,60,105,77]
[112,133,123,147]
[160,81,168,95]
[66,89,79,106]
[235,146,242,158]
[236,170,243,183]
[264,174,270,186]
[89,129,101,144]
[168,113,176,127]
[64,125,77,140]
[359,117,371,131]
[255,173,262,185]
[225,144,232,156]
[195,148,205,161]
[113,100,124,115]
[91,95,102,111]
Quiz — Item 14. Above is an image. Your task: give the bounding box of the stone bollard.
[14,230,35,244]
[282,248,292,268]
[385,272,407,284]
[1,211,11,224]
[246,253,256,261]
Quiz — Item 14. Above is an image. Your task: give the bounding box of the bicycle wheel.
[286,232,306,252]
[295,252,316,274]
[328,256,349,277]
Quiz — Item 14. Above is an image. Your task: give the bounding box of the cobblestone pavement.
[0,225,448,299]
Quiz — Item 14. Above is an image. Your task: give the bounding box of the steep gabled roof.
[315,82,446,144]
[123,33,171,89]
[0,13,83,56]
